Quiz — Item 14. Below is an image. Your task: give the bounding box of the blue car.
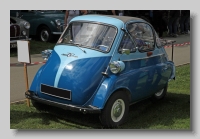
[25,15,175,127]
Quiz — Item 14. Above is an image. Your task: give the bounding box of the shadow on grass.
[122,92,190,129]
[10,110,98,129]
[10,92,190,129]
[10,104,102,129]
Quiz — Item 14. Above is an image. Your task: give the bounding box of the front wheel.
[99,91,129,128]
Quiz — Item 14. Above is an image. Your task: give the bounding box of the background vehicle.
[10,10,65,42]
[10,16,31,48]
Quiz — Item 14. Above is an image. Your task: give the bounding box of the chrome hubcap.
[155,89,164,97]
[113,103,122,117]
[111,99,125,122]
[41,30,49,42]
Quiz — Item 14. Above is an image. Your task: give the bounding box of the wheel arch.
[92,86,132,109]
[111,88,131,103]
[36,24,53,42]
[36,24,50,35]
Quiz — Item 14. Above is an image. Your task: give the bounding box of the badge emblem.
[62,53,78,58]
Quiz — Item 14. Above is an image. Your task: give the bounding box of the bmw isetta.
[25,15,175,127]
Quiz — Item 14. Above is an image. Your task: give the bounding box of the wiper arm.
[74,43,86,53]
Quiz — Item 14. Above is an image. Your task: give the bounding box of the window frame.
[57,21,118,53]
[155,33,165,48]
[118,31,137,54]
[126,22,156,53]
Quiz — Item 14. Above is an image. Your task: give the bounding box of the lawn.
[10,40,56,57]
[10,64,190,129]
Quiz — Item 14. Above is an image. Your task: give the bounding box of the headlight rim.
[109,61,125,74]
[55,19,61,26]
[24,22,30,29]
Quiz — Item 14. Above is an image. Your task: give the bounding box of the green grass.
[10,40,56,57]
[10,64,190,129]
[168,64,190,94]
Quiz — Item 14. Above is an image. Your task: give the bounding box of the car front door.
[116,31,151,102]
[127,22,171,93]
[118,22,165,101]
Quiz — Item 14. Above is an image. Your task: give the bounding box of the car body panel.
[30,46,111,105]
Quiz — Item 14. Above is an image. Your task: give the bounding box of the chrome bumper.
[10,38,32,44]
[25,90,101,114]
[52,32,62,35]
[52,24,65,35]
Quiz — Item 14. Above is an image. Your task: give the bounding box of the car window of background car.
[127,23,155,52]
[58,22,117,53]
[118,32,136,53]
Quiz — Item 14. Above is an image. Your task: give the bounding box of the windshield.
[57,22,117,52]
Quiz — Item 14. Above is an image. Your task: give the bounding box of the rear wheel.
[151,84,168,101]
[99,91,129,128]
[38,26,52,42]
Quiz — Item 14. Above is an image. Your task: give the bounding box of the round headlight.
[24,22,30,29]
[22,31,26,36]
[109,61,125,74]
[55,19,61,26]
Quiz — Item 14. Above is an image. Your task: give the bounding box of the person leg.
[180,16,187,33]
[167,17,175,35]
[161,14,168,36]
[184,16,190,34]
[158,21,165,38]
[172,17,179,37]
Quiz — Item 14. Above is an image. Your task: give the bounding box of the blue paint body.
[30,15,175,110]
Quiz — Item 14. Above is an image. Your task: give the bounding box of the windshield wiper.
[74,43,86,53]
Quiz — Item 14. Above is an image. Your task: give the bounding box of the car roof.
[103,15,144,23]
[71,14,145,29]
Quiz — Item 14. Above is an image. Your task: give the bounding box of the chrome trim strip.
[10,37,21,38]
[25,91,101,114]
[52,32,62,35]
[10,38,31,43]
[10,36,28,39]
[41,92,71,100]
[122,53,165,62]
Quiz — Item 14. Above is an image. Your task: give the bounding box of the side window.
[127,23,155,52]
[155,33,163,48]
[118,33,136,53]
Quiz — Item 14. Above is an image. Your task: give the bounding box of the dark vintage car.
[10,10,65,42]
[10,16,31,48]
